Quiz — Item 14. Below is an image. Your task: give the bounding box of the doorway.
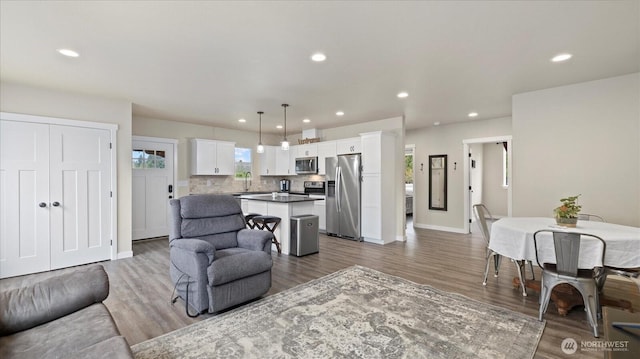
[132,136,177,240]
[463,136,512,234]
[405,145,415,234]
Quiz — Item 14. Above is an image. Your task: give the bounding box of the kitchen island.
[240,194,321,255]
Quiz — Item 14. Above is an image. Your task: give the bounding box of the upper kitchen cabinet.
[297,143,318,157]
[260,145,295,176]
[360,131,395,174]
[317,141,337,175]
[190,138,235,175]
[258,146,277,176]
[336,137,361,155]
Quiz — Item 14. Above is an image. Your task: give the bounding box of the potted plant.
[553,194,582,227]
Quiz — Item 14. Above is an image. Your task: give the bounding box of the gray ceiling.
[1,1,638,134]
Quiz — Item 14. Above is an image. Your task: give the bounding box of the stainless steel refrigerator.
[326,154,362,241]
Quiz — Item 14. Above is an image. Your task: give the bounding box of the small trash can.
[290,215,319,256]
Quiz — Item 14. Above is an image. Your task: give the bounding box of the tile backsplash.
[189,174,325,194]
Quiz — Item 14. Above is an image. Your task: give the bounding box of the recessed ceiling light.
[397,92,409,98]
[434,122,441,126]
[57,48,79,57]
[303,118,311,123]
[551,53,572,62]
[336,111,344,116]
[238,118,246,123]
[276,125,283,129]
[311,53,326,62]
[468,112,478,118]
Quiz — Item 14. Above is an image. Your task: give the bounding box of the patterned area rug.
[132,266,544,358]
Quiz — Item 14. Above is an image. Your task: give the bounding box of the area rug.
[132,265,544,359]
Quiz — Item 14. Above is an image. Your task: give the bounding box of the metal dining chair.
[575,214,640,293]
[473,204,534,295]
[533,229,606,337]
[577,213,605,222]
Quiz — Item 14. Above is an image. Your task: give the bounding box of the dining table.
[489,217,640,315]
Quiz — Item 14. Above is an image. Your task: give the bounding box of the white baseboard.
[117,251,133,259]
[413,222,468,234]
[396,235,407,242]
[363,237,385,245]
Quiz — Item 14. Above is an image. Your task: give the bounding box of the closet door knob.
[39,202,47,208]
[52,202,60,207]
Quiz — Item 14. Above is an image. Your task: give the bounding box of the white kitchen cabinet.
[276,146,294,175]
[259,146,277,176]
[361,131,394,174]
[359,131,396,244]
[312,197,326,232]
[190,138,235,175]
[317,141,336,175]
[336,137,361,155]
[361,173,382,240]
[260,145,295,176]
[297,143,318,157]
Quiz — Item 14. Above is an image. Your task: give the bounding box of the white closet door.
[49,125,111,269]
[0,120,51,278]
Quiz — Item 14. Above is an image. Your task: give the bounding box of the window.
[405,148,414,193]
[132,149,165,169]
[235,147,252,179]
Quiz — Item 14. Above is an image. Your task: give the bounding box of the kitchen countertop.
[239,194,321,203]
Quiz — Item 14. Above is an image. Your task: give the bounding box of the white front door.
[0,120,51,277]
[49,125,112,269]
[132,138,175,240]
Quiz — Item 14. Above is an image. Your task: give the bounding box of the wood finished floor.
[2,223,638,358]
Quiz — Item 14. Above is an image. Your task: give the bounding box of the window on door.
[132,149,166,169]
[235,147,252,179]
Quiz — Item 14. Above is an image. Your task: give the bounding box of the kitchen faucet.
[244,172,252,192]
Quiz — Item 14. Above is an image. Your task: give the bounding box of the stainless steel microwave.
[295,156,318,174]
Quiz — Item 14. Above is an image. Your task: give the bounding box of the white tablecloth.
[489,217,640,269]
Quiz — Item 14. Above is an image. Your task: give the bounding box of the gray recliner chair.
[169,194,274,315]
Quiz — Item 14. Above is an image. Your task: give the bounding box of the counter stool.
[252,215,282,253]
[244,213,261,229]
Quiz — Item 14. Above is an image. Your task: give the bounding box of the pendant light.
[256,111,264,154]
[281,103,290,150]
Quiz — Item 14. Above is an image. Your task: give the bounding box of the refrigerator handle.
[336,166,342,212]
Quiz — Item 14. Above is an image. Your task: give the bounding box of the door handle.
[168,184,173,193]
[52,201,60,207]
[39,202,47,208]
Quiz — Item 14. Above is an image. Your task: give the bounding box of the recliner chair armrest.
[237,229,273,253]
[0,265,109,336]
[170,238,216,263]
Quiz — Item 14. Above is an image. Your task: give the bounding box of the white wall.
[133,116,285,198]
[512,73,640,226]
[482,142,508,216]
[0,82,134,256]
[405,117,512,231]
